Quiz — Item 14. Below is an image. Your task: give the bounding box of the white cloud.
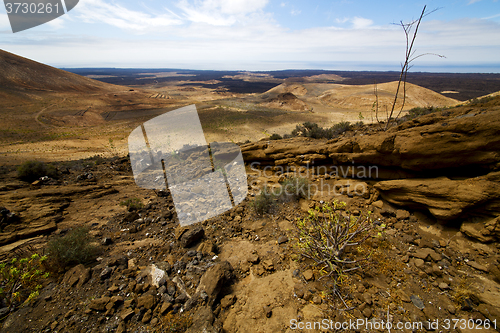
[176,0,269,26]
[468,0,481,4]
[74,0,183,32]
[45,16,67,30]
[0,11,12,32]
[351,16,373,29]
[2,6,499,71]
[483,13,500,19]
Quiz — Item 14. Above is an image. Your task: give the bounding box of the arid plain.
[4,48,500,165]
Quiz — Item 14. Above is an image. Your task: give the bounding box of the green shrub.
[292,122,327,139]
[330,121,352,136]
[291,201,374,306]
[280,176,312,200]
[269,133,282,140]
[250,187,278,215]
[469,96,494,106]
[291,121,352,139]
[17,160,57,182]
[397,106,440,124]
[120,198,144,211]
[45,226,100,269]
[0,253,49,314]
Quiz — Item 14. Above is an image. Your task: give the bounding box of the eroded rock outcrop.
[0,185,118,245]
[374,172,500,221]
[242,106,500,174]
[242,102,500,239]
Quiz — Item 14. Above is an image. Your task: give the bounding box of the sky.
[0,0,499,72]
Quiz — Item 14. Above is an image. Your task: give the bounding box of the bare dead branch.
[380,6,445,130]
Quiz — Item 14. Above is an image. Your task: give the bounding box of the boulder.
[185,305,219,333]
[461,221,495,243]
[176,225,205,248]
[89,297,111,311]
[137,293,156,310]
[374,173,500,221]
[62,264,91,288]
[196,261,233,306]
[140,264,166,288]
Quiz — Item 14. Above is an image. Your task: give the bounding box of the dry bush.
[120,197,144,211]
[17,160,57,182]
[291,201,374,308]
[250,186,278,215]
[45,226,100,270]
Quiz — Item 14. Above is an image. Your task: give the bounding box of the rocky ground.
[0,96,500,333]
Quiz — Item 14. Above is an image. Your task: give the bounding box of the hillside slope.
[262,81,460,112]
[0,49,119,98]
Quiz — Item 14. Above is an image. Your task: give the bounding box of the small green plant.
[291,201,374,308]
[0,253,49,316]
[120,197,144,211]
[17,160,57,182]
[292,122,327,139]
[330,121,352,136]
[45,226,100,269]
[396,106,440,124]
[468,96,494,106]
[279,176,312,200]
[250,186,278,215]
[291,121,351,139]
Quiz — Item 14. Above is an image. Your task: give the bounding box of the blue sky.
[1,0,499,72]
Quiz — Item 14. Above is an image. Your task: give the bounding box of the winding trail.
[35,97,66,128]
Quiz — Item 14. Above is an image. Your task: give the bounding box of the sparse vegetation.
[251,176,313,214]
[160,312,193,332]
[45,226,100,270]
[468,95,495,106]
[17,160,57,182]
[397,106,440,123]
[269,133,282,140]
[291,201,374,308]
[250,186,278,215]
[290,121,352,139]
[330,121,352,136]
[452,277,475,305]
[120,197,144,211]
[279,176,312,200]
[0,253,49,316]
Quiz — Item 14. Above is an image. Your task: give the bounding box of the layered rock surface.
[242,99,500,234]
[242,105,500,173]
